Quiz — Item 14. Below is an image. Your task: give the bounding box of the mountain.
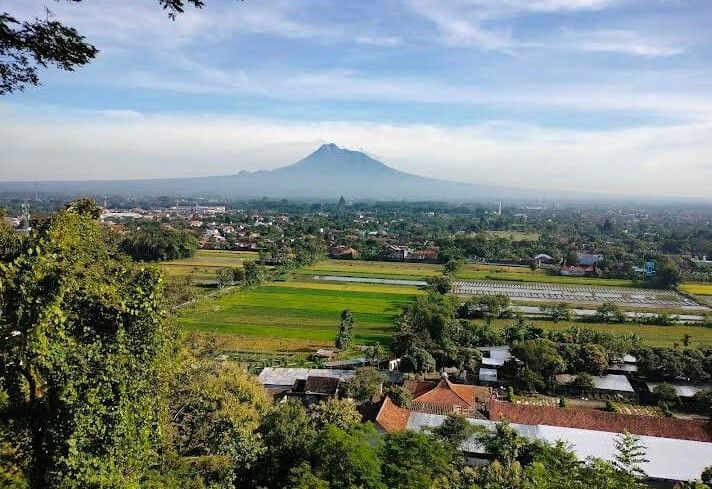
[0,144,526,201]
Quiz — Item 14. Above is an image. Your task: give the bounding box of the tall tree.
[1,1,231,94]
[0,202,177,487]
[335,309,355,349]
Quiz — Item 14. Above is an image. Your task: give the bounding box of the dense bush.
[120,225,198,261]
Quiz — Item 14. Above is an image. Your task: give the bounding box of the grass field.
[162,250,258,281]
[480,230,540,241]
[177,275,710,351]
[679,283,712,296]
[177,281,421,351]
[301,259,635,287]
[490,319,712,348]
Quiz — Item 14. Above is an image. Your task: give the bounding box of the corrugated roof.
[646,382,712,399]
[257,367,355,386]
[404,410,712,482]
[556,373,634,393]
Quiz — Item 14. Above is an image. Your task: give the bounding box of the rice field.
[679,283,712,296]
[177,280,419,351]
[490,319,712,348]
[161,250,258,281]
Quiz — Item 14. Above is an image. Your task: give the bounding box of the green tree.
[168,359,269,486]
[380,430,455,489]
[613,432,648,480]
[511,339,566,392]
[595,302,626,323]
[0,1,221,94]
[311,425,385,489]
[432,413,477,448]
[539,302,573,322]
[335,309,355,349]
[653,383,679,408]
[257,400,316,489]
[400,347,436,373]
[311,398,362,431]
[383,385,412,408]
[0,203,176,488]
[286,463,330,489]
[427,274,452,295]
[443,258,464,275]
[243,260,266,285]
[346,367,384,403]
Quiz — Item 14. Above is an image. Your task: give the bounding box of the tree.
[380,431,455,489]
[511,339,565,392]
[613,432,648,480]
[432,413,477,448]
[335,309,355,349]
[311,398,362,431]
[443,258,464,275]
[459,293,512,319]
[573,372,595,394]
[286,463,330,489]
[427,274,452,294]
[168,359,270,486]
[120,225,198,261]
[594,302,626,323]
[653,383,679,408]
[311,424,385,489]
[400,347,436,374]
[217,267,236,288]
[0,203,176,488]
[346,367,384,403]
[383,385,412,408]
[653,256,682,289]
[257,400,316,489]
[1,1,229,94]
[243,260,266,285]
[539,302,573,322]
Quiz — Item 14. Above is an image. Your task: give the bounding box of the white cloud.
[1,104,711,198]
[561,28,682,56]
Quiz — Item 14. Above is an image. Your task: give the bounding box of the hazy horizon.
[2,0,712,198]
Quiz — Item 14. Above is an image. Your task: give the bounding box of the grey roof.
[622,354,638,364]
[608,363,639,373]
[479,368,498,382]
[405,411,712,482]
[257,367,355,387]
[646,382,712,398]
[481,357,505,367]
[477,346,512,363]
[325,357,368,368]
[556,374,634,393]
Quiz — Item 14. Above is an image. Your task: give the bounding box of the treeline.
[119,224,199,261]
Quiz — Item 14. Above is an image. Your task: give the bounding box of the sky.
[2,0,712,198]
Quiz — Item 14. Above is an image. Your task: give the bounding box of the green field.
[162,250,258,281]
[490,319,712,348]
[301,259,635,287]
[177,281,420,351]
[178,276,709,351]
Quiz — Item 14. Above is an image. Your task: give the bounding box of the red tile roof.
[412,378,490,407]
[375,397,410,433]
[488,401,712,442]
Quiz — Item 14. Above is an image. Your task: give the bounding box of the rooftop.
[488,401,712,442]
[556,373,635,393]
[646,382,712,399]
[257,367,355,387]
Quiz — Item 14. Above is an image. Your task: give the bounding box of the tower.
[498,200,502,216]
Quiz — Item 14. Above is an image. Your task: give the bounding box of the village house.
[374,398,712,486]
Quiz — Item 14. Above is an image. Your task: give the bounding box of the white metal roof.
[257,367,355,386]
[405,411,712,482]
[646,382,711,398]
[479,368,498,382]
[557,374,634,393]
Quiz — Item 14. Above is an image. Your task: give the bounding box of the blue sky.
[2,0,712,197]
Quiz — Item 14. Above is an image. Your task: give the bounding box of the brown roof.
[375,397,410,433]
[303,376,340,395]
[488,401,712,442]
[412,378,490,407]
[405,380,438,398]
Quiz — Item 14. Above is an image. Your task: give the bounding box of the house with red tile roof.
[406,378,491,417]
